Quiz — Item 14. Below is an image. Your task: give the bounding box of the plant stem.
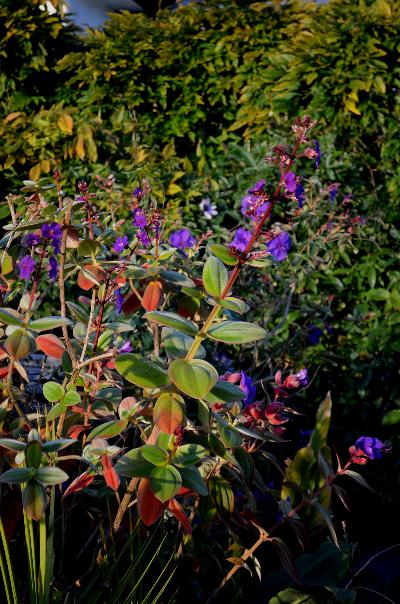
[0,517,18,604]
[185,139,301,362]
[113,477,139,533]
[59,201,77,365]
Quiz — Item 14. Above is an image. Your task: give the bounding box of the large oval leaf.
[168,359,218,399]
[137,477,165,526]
[0,467,35,484]
[202,256,228,298]
[87,420,128,442]
[22,480,47,520]
[4,329,35,359]
[161,328,206,359]
[208,321,267,344]
[180,466,208,496]
[115,447,155,478]
[153,393,185,434]
[35,334,66,359]
[115,353,169,388]
[172,444,208,468]
[208,475,234,516]
[210,244,237,266]
[141,445,169,467]
[35,466,69,485]
[0,308,24,327]
[43,381,64,403]
[204,381,245,403]
[29,316,73,332]
[149,464,182,502]
[144,311,198,336]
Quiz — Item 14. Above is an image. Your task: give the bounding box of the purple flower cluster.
[48,257,58,283]
[355,436,386,460]
[241,180,270,220]
[113,236,128,254]
[18,256,36,280]
[41,223,62,254]
[229,227,252,253]
[267,232,292,261]
[170,228,196,251]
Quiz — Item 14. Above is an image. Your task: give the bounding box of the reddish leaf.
[67,424,87,439]
[115,276,126,286]
[147,426,161,445]
[35,334,66,360]
[137,477,165,527]
[77,264,105,291]
[63,471,95,498]
[168,497,192,534]
[141,281,163,312]
[0,366,10,378]
[101,455,120,491]
[153,393,185,434]
[122,291,142,315]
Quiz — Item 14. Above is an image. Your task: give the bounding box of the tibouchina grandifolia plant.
[0,117,388,603]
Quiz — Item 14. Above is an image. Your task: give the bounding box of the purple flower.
[295,182,305,208]
[328,183,340,203]
[137,229,151,248]
[48,257,58,282]
[25,233,40,248]
[314,140,321,169]
[229,227,252,253]
[240,371,256,406]
[132,208,147,228]
[295,368,308,386]
[119,340,132,353]
[170,228,196,250]
[115,289,124,314]
[248,180,266,194]
[41,222,62,254]
[267,232,291,261]
[18,256,36,280]
[133,187,143,198]
[308,325,323,345]
[355,436,386,460]
[113,236,128,253]
[214,350,233,371]
[241,195,270,219]
[284,172,297,193]
[200,197,218,220]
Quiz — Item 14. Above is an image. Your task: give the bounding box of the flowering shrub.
[0,118,389,603]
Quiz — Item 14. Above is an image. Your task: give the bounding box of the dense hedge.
[1,0,399,208]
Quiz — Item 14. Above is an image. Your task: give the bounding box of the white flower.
[200,197,218,220]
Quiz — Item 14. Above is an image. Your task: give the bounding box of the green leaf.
[0,438,27,452]
[42,439,77,452]
[4,329,35,359]
[161,327,206,359]
[115,447,155,478]
[0,467,35,484]
[382,409,400,425]
[87,420,128,442]
[204,380,245,403]
[29,316,73,331]
[180,466,208,496]
[0,308,24,326]
[202,255,228,298]
[25,441,42,469]
[141,445,169,467]
[172,444,208,467]
[219,297,250,314]
[66,301,89,324]
[153,393,185,434]
[62,391,81,406]
[78,239,101,257]
[311,500,338,547]
[208,321,266,344]
[210,244,237,266]
[342,469,376,492]
[208,475,234,516]
[115,353,169,388]
[149,464,182,502]
[159,270,195,288]
[366,288,390,302]
[217,423,242,448]
[144,311,199,336]
[46,403,67,422]
[22,480,47,521]
[169,359,218,399]
[43,381,65,402]
[36,466,69,485]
